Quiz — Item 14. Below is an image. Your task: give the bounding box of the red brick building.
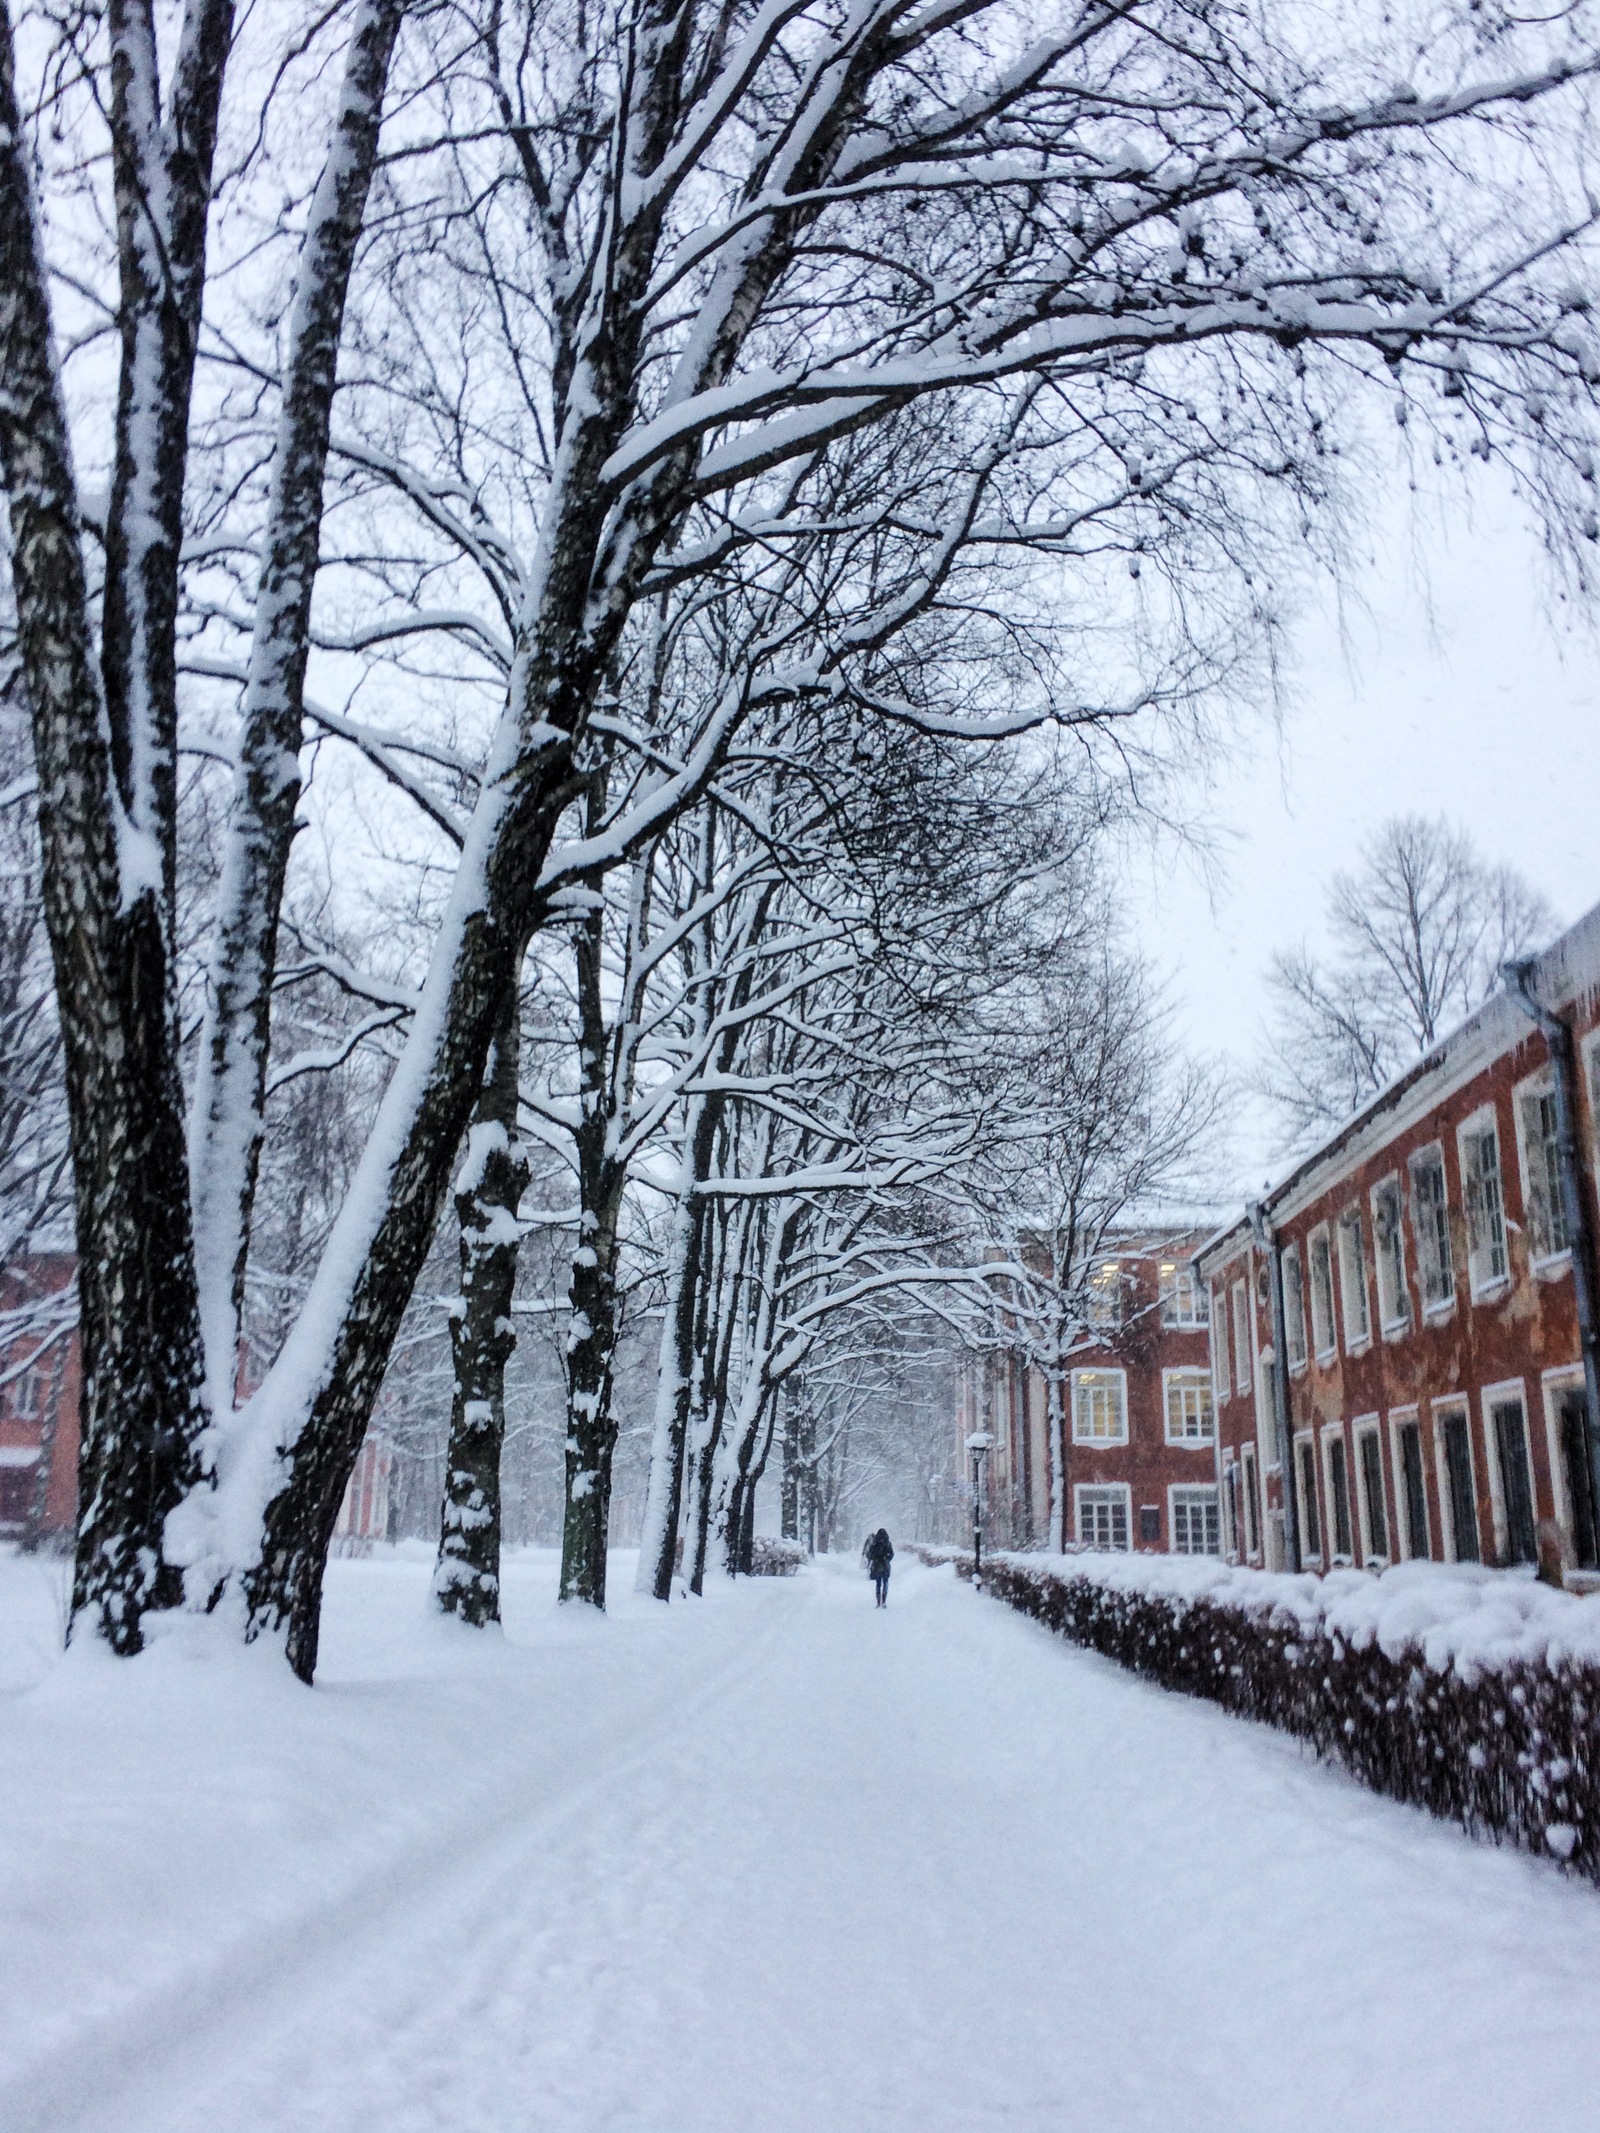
[1197,903,1600,1581]
[0,1253,80,1540]
[958,1227,1219,1553]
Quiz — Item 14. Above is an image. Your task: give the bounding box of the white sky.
[1125,469,1600,1197]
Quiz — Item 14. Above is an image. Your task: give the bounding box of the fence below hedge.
[934,1551,1600,1881]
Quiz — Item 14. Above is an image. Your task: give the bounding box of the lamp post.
[966,1430,994,1586]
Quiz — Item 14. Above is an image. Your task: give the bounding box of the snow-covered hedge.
[958,1550,1600,1878]
[747,1535,807,1577]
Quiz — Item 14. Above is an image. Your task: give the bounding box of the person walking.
[863,1527,894,1607]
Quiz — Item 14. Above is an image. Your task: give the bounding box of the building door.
[1440,1411,1479,1563]
[1560,1390,1599,1569]
[1490,1400,1537,1565]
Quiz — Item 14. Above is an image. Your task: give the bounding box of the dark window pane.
[1399,1422,1428,1559]
[1561,1392,1599,1570]
[1492,1401,1537,1565]
[1443,1413,1480,1563]
[1330,1440,1353,1558]
[1359,1433,1388,1559]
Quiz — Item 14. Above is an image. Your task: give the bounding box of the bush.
[961,1554,1600,1879]
[747,1535,808,1577]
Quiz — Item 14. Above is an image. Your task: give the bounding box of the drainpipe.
[1504,959,1600,1560]
[1248,1201,1302,1574]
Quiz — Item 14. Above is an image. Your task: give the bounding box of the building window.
[1436,1405,1480,1563]
[1087,1260,1122,1326]
[1281,1244,1307,1369]
[1164,1369,1214,1445]
[1356,1426,1389,1564]
[1559,1389,1600,1570]
[1308,1227,1336,1358]
[1488,1394,1537,1566]
[1230,1279,1252,1395]
[1160,1262,1204,1327]
[1337,1210,1370,1349]
[1296,1438,1321,1560]
[1076,1484,1130,1550]
[1241,1444,1261,1556]
[1461,1118,1509,1292]
[1519,1085,1571,1263]
[0,1457,37,1526]
[5,1360,41,1421]
[1139,1504,1161,1544]
[1171,1486,1220,1555]
[1395,1416,1429,1560]
[1325,1433,1354,1561]
[1408,1145,1454,1313]
[1072,1369,1127,1444]
[1370,1177,1410,1332]
[1210,1288,1230,1399]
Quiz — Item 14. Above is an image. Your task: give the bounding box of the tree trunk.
[434,985,527,1624]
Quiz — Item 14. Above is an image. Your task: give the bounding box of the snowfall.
[5,1548,1600,2133]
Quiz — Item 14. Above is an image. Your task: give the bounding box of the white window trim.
[1240,1442,1261,1562]
[1159,1261,1205,1329]
[1336,1207,1372,1356]
[1161,1365,1215,1448]
[1456,1103,1511,1302]
[1307,1223,1337,1362]
[1430,1396,1481,1565]
[1074,1481,1132,1551]
[1320,1422,1355,1565]
[1230,1277,1252,1396]
[1167,1482,1221,1557]
[1539,1363,1587,1555]
[1407,1141,1456,1323]
[1583,1025,1600,1206]
[1292,1428,1322,1566]
[1281,1241,1308,1374]
[1387,1405,1429,1562]
[1070,1366,1129,1446]
[1480,1378,1536,1565]
[1210,1285,1230,1405]
[1369,1173,1412,1339]
[1351,1413,1390,1568]
[1512,1066,1573,1277]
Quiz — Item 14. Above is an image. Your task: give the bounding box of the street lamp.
[966,1430,994,1586]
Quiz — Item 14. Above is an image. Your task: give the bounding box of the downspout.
[1248,1201,1302,1574]
[1504,959,1600,1562]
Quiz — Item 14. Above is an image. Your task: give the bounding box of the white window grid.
[1076,1484,1131,1552]
[1159,1262,1205,1328]
[1169,1486,1220,1556]
[1458,1110,1509,1295]
[1337,1209,1371,1350]
[1370,1175,1410,1333]
[1308,1226,1336,1359]
[1231,1278,1252,1395]
[1281,1243,1307,1370]
[1163,1368,1214,1446]
[1408,1143,1454,1315]
[1071,1369,1128,1445]
[1514,1074,1571,1266]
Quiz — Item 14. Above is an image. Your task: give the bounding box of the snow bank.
[951,1550,1600,1880]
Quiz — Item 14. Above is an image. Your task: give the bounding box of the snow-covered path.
[5,1547,1600,2132]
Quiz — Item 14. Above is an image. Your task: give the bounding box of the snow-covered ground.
[5,1543,1600,2133]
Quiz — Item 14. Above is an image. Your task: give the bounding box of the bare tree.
[1258,814,1555,1147]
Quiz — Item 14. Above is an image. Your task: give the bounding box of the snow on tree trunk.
[434,987,527,1624]
[189,0,405,1402]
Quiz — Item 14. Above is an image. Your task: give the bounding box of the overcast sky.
[1125,467,1600,1199]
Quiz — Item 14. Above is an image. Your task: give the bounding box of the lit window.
[1170,1486,1220,1555]
[1159,1262,1204,1327]
[1371,1177,1409,1331]
[1072,1370,1127,1443]
[1086,1261,1122,1327]
[1408,1146,1454,1311]
[1164,1369,1214,1445]
[1076,1485,1130,1550]
[1282,1244,1307,1369]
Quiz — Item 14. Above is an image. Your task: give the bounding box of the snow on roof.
[1196,891,1600,1274]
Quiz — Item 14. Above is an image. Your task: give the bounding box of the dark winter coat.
[864,1531,894,1574]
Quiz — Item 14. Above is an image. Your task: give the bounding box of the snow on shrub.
[956,1550,1600,1880]
[747,1536,807,1577]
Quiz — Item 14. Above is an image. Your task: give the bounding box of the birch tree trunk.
[434,986,527,1623]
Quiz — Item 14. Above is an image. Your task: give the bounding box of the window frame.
[1159,1261,1204,1328]
[1321,1424,1354,1564]
[1353,1415,1390,1567]
[1086,1257,1124,1327]
[1540,1364,1600,1573]
[1293,1429,1322,1565]
[1209,1286,1229,1402]
[1240,1443,1261,1559]
[1336,1207,1372,1353]
[1162,1366,1215,1448]
[1070,1367,1129,1446]
[1431,1398,1482,1564]
[1388,1406,1430,1562]
[1513,1070,1573,1271]
[1407,1141,1455,1318]
[1307,1225,1336,1360]
[1369,1174,1411,1336]
[1457,1106,1510,1299]
[1230,1277,1253,1396]
[1281,1242,1307,1371]
[1075,1482,1131,1552]
[1169,1484,1221,1556]
[1481,1379,1538,1567]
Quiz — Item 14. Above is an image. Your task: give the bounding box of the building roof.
[1195,894,1600,1277]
